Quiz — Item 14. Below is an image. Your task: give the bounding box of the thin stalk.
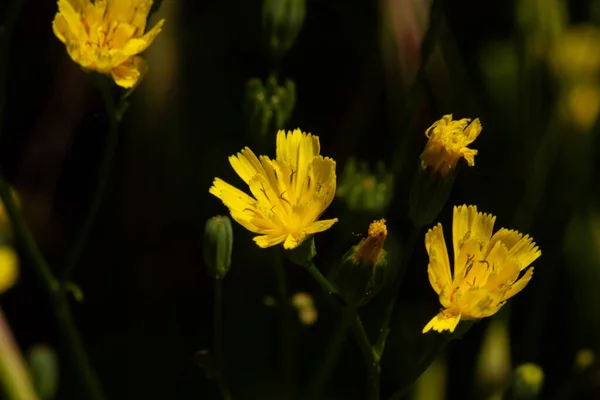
[306,308,353,398]
[303,263,378,399]
[0,178,105,400]
[0,309,39,400]
[274,255,296,399]
[213,279,231,400]
[304,262,344,306]
[374,225,421,359]
[61,76,125,281]
[350,310,379,400]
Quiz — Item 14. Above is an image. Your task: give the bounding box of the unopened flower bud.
[244,76,296,141]
[510,363,544,400]
[574,348,595,374]
[27,345,59,400]
[330,219,388,307]
[475,318,511,398]
[261,0,306,61]
[203,216,233,280]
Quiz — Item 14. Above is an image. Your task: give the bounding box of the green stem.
[350,310,379,400]
[0,308,39,400]
[306,308,353,398]
[304,262,345,305]
[303,263,379,399]
[213,279,231,400]
[61,76,125,281]
[374,226,421,359]
[274,255,295,399]
[0,179,105,400]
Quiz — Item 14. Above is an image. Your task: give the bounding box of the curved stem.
[61,76,124,281]
[0,178,105,400]
[350,310,379,400]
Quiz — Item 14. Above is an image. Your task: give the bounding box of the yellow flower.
[209,129,338,249]
[0,247,18,294]
[353,219,387,266]
[52,0,165,88]
[420,115,482,177]
[423,205,541,333]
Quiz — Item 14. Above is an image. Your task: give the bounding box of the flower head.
[420,115,482,177]
[209,129,338,249]
[52,0,165,88]
[423,205,541,333]
[353,219,387,266]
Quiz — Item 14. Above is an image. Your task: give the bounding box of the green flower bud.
[27,345,59,400]
[203,216,233,280]
[408,163,455,228]
[330,219,388,307]
[244,76,296,141]
[261,0,306,60]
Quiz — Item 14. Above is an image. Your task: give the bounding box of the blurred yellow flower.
[353,219,387,265]
[210,129,338,249]
[292,292,318,325]
[420,115,482,177]
[0,247,18,293]
[52,0,165,88]
[423,205,541,333]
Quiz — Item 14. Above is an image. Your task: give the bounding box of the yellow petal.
[487,229,541,270]
[463,118,482,143]
[254,234,287,248]
[130,0,154,34]
[229,148,264,184]
[209,178,256,212]
[56,0,87,38]
[422,309,461,333]
[122,19,165,56]
[52,14,70,43]
[0,247,18,293]
[503,267,534,300]
[452,238,482,286]
[425,223,452,295]
[283,235,304,249]
[452,205,496,263]
[304,218,338,234]
[110,55,147,88]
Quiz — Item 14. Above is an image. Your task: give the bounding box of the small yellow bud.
[574,348,595,374]
[330,220,388,307]
[511,363,544,400]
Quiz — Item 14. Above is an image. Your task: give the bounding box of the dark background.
[1,0,600,399]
